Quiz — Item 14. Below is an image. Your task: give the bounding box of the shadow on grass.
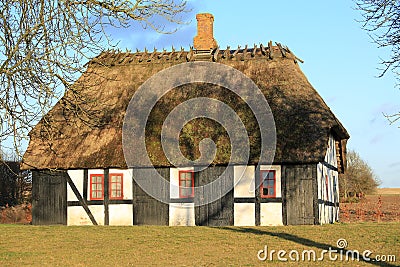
[219,227,397,267]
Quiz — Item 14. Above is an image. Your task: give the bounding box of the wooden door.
[194,166,234,226]
[132,168,169,225]
[32,170,67,225]
[284,165,317,225]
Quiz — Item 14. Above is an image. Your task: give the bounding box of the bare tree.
[339,150,380,199]
[0,0,188,156]
[355,0,400,125]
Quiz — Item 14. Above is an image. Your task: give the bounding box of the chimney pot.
[194,13,218,50]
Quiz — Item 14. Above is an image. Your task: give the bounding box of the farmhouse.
[21,14,349,226]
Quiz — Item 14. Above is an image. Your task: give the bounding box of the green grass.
[0,223,399,266]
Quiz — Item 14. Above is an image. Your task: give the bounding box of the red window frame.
[90,174,104,200]
[179,170,194,198]
[260,170,276,198]
[109,173,124,200]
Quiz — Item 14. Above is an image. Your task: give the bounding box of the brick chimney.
[193,13,218,50]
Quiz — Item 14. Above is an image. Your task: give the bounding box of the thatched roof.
[21,43,349,172]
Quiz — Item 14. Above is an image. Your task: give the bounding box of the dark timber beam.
[65,174,98,225]
[104,169,109,226]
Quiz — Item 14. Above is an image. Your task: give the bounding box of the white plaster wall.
[109,168,133,199]
[234,203,255,226]
[234,165,255,198]
[170,167,194,199]
[67,205,104,225]
[260,165,282,198]
[324,134,337,168]
[88,169,104,177]
[67,170,84,201]
[109,204,133,225]
[169,203,195,226]
[260,203,283,226]
[68,206,91,225]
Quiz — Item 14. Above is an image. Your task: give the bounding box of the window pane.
[268,179,275,186]
[181,172,190,180]
[269,188,274,196]
[268,172,274,179]
[179,172,193,198]
[111,176,116,182]
[182,188,191,197]
[263,179,269,187]
[263,188,268,196]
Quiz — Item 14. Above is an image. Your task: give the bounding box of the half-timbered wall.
[317,134,340,224]
[233,165,283,226]
[169,167,195,226]
[260,165,283,226]
[67,169,134,225]
[32,163,332,226]
[234,165,255,226]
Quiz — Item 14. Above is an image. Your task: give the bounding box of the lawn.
[0,223,399,266]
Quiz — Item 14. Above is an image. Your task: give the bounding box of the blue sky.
[115,1,400,187]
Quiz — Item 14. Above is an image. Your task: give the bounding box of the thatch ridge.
[21,43,349,171]
[87,42,303,67]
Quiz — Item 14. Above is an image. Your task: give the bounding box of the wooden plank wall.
[283,164,317,225]
[195,166,234,226]
[31,170,67,225]
[132,168,169,225]
[0,161,20,206]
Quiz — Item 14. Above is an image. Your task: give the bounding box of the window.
[89,173,123,200]
[260,170,276,198]
[109,173,123,200]
[90,174,104,200]
[179,171,194,198]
